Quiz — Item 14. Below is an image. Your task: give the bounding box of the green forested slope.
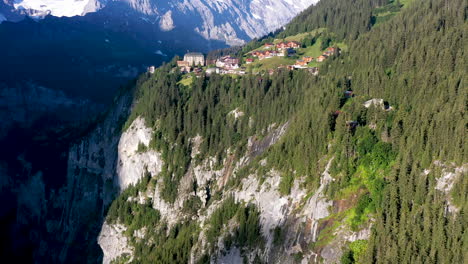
[107,0,467,262]
[269,0,467,262]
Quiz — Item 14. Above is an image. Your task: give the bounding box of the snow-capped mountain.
[6,0,319,45]
[12,0,102,18]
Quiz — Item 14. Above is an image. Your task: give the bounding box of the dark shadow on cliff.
[0,77,140,262]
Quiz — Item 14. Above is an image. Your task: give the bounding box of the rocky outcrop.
[117,117,163,190]
[302,159,334,242]
[363,98,392,111]
[98,223,133,264]
[434,161,467,214]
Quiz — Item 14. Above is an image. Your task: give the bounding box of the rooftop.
[185,52,204,57]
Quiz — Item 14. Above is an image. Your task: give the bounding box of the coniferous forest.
[103,0,467,263]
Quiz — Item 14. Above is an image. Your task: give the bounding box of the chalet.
[177,61,190,67]
[264,43,275,49]
[267,51,278,58]
[327,47,337,54]
[295,60,308,66]
[316,55,327,62]
[276,41,301,50]
[276,42,289,50]
[221,56,239,65]
[246,58,254,64]
[215,56,240,70]
[287,41,301,49]
[303,56,313,63]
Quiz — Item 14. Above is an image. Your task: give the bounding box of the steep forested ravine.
[93,0,466,263]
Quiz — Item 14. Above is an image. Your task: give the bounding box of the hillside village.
[148,30,344,84]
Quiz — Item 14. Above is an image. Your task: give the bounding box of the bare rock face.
[434,161,467,214]
[98,223,133,264]
[116,117,163,190]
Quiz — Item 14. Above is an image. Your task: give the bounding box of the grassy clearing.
[243,28,348,72]
[247,57,295,72]
[278,28,325,43]
[400,0,415,7]
[247,29,325,54]
[178,76,193,86]
[373,0,415,26]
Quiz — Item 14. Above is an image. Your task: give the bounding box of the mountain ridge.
[3,0,319,45]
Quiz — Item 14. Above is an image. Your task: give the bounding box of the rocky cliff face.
[0,86,135,262]
[92,114,370,263]
[44,87,135,263]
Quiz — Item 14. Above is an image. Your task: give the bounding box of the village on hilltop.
[148,32,343,80]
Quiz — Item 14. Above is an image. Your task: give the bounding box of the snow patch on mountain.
[154,50,167,56]
[13,0,100,17]
[159,10,174,31]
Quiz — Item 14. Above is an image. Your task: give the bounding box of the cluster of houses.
[294,56,314,67]
[206,55,247,75]
[294,47,340,66]
[215,56,243,71]
[265,41,301,50]
[167,45,339,77]
[248,41,302,61]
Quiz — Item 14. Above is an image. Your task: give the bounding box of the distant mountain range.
[2,0,318,46]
